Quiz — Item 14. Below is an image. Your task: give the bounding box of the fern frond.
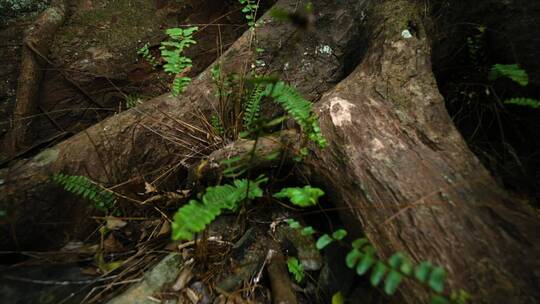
[243,84,265,130]
[488,64,529,86]
[53,173,116,212]
[137,43,158,67]
[171,177,267,240]
[504,97,540,109]
[211,115,225,136]
[159,27,198,96]
[172,76,192,96]
[264,81,326,147]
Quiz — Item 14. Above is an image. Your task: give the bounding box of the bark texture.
[0,0,369,249]
[4,0,67,156]
[299,1,540,302]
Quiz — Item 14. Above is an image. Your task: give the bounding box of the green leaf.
[316,234,333,250]
[274,186,324,207]
[384,270,403,295]
[356,249,375,275]
[488,64,529,86]
[351,238,370,250]
[370,262,387,286]
[431,295,450,304]
[332,229,347,240]
[388,252,405,268]
[301,226,315,236]
[399,258,413,276]
[331,292,344,304]
[346,249,362,268]
[414,261,432,283]
[428,266,446,293]
[504,97,540,109]
[285,219,301,229]
[286,257,305,283]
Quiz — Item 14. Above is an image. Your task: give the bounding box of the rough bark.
[298,1,540,302]
[0,0,369,249]
[4,0,67,157]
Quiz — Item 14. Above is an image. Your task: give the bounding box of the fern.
[211,114,225,136]
[238,0,258,28]
[171,177,267,240]
[274,185,324,207]
[243,84,265,130]
[287,257,305,283]
[488,64,529,86]
[160,27,198,96]
[285,219,469,304]
[264,81,327,147]
[137,43,158,67]
[125,94,141,109]
[504,97,540,109]
[53,173,116,212]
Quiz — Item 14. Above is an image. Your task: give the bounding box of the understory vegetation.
[51,5,469,303]
[2,0,540,303]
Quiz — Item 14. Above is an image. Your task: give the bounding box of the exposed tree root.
[4,0,68,157]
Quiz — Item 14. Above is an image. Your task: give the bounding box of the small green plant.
[263,81,326,148]
[138,27,198,96]
[171,176,267,240]
[238,0,258,28]
[504,97,540,109]
[488,64,529,87]
[274,185,325,207]
[488,64,540,109]
[160,26,198,96]
[125,93,141,109]
[285,219,469,304]
[243,84,265,131]
[53,173,116,213]
[286,256,305,283]
[137,43,158,68]
[211,114,225,136]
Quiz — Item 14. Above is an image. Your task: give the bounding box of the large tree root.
[2,0,540,302]
[3,0,68,157]
[0,0,367,249]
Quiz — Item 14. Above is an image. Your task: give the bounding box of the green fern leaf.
[316,234,333,250]
[384,270,403,295]
[428,266,446,293]
[53,174,116,212]
[370,262,387,286]
[264,81,326,147]
[273,185,324,207]
[286,257,305,283]
[488,64,529,86]
[504,97,540,109]
[243,84,265,130]
[356,247,375,275]
[171,177,266,240]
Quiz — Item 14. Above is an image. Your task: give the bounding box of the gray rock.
[107,253,183,304]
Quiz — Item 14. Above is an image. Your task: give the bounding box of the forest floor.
[0,1,379,303]
[1,0,540,303]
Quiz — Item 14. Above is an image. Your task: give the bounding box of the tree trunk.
[300,1,540,302]
[0,0,368,249]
